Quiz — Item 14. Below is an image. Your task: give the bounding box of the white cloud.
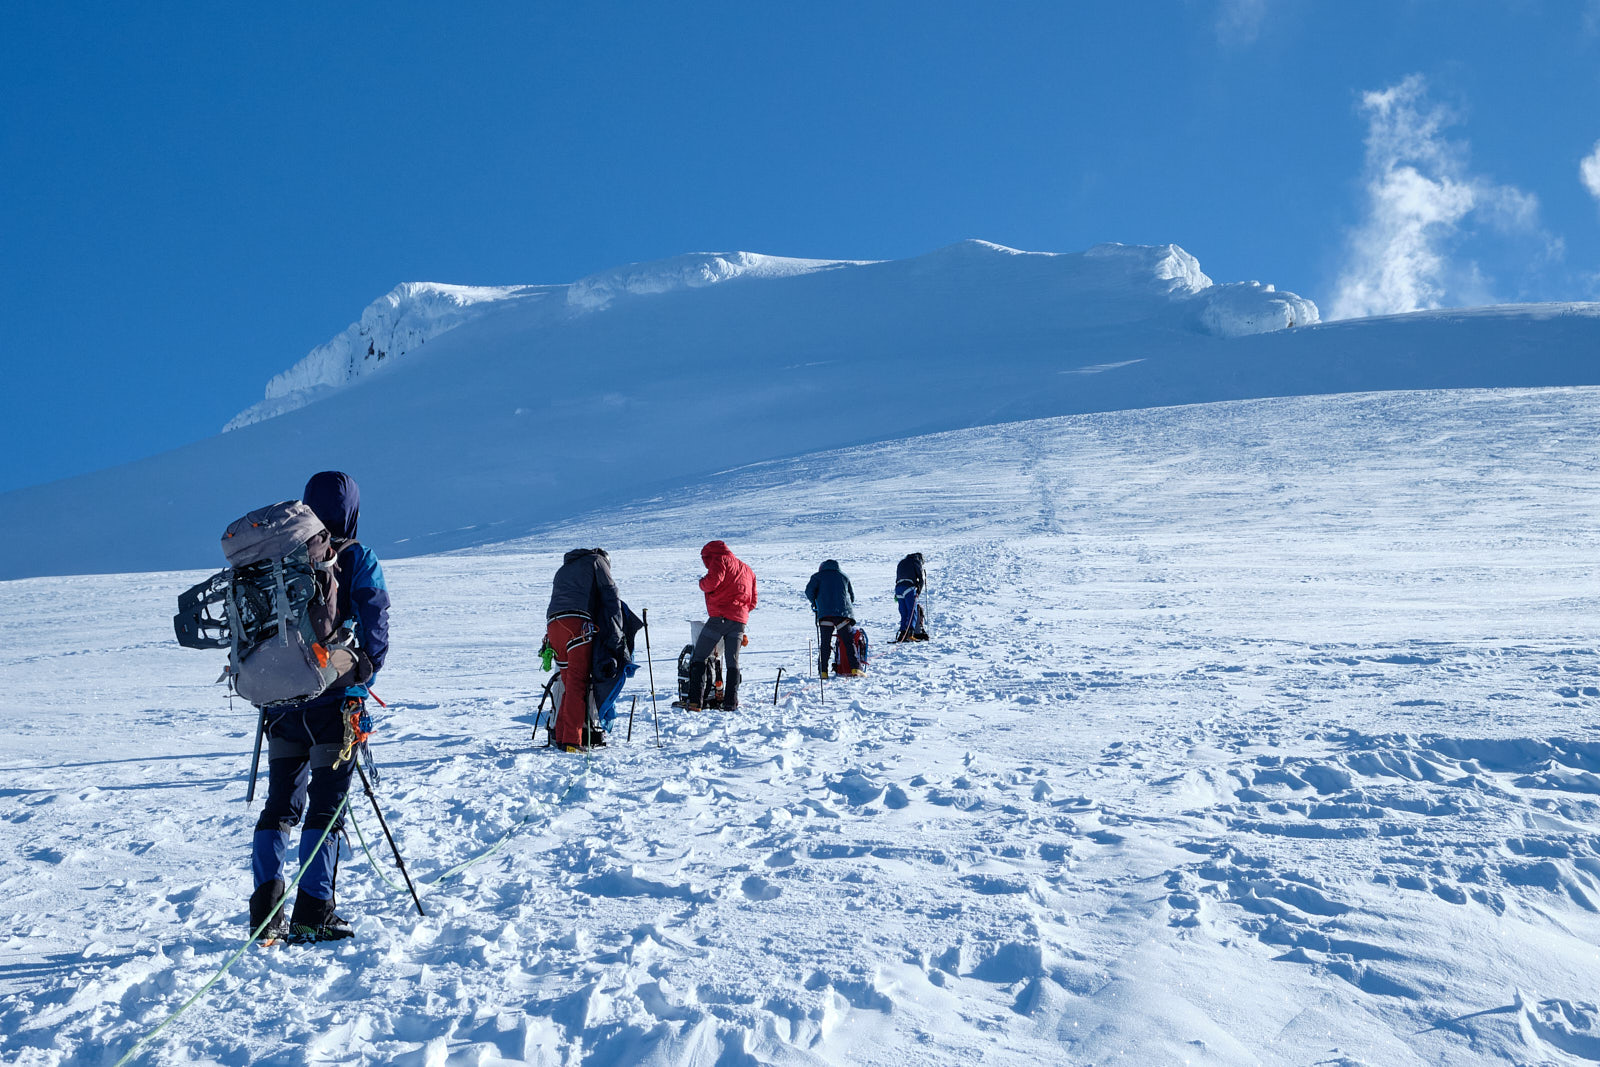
[1215,0,1269,46]
[1582,141,1600,204]
[1330,75,1551,320]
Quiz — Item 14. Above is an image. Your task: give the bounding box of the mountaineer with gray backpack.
[173,471,390,944]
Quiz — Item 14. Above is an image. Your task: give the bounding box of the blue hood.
[303,471,360,542]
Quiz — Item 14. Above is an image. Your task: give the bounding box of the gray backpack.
[174,500,347,707]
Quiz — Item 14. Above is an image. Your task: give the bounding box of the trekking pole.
[627,696,637,743]
[643,609,662,748]
[354,755,425,917]
[773,668,784,705]
[246,706,266,803]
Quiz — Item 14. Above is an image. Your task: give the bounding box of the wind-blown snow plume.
[1330,76,1546,320]
[1582,141,1600,206]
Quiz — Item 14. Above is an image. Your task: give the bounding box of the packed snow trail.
[3,388,1600,1064]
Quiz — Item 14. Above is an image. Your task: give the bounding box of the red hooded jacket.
[699,541,758,623]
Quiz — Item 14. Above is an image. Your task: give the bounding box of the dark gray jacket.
[805,559,856,620]
[895,552,926,594]
[547,548,624,654]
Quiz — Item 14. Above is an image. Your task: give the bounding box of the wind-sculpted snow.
[3,387,1600,1064]
[224,282,554,431]
[1193,280,1318,337]
[564,251,863,312]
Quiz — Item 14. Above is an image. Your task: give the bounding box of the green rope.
[345,749,592,894]
[421,755,590,886]
[347,808,410,895]
[112,791,352,1067]
[123,733,606,1062]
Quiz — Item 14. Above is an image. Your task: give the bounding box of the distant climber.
[806,559,862,677]
[250,470,390,945]
[894,552,929,641]
[545,548,625,752]
[685,541,757,711]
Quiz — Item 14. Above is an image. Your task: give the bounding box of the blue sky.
[3,2,1599,493]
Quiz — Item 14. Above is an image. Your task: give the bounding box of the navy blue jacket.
[547,548,625,657]
[805,560,856,620]
[301,471,391,701]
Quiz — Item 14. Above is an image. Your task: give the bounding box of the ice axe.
[246,706,266,803]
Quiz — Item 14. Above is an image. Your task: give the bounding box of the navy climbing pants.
[896,587,922,637]
[251,700,355,903]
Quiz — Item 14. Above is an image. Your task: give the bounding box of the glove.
[354,650,374,685]
[594,649,621,681]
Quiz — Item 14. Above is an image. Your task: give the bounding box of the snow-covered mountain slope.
[3,239,1598,581]
[221,242,1312,432]
[4,388,1599,1065]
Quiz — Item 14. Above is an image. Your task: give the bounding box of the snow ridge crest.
[564,251,864,311]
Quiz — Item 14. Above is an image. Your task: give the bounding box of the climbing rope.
[111,792,352,1067]
[351,745,592,892]
[347,807,409,896]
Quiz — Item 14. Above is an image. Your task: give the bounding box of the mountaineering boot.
[249,878,289,944]
[288,892,354,943]
[558,743,585,754]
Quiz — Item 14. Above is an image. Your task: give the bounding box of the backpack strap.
[271,556,293,646]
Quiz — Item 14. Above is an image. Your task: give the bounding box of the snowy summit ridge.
[223,241,1318,431]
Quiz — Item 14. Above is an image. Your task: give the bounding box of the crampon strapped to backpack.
[173,500,353,707]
